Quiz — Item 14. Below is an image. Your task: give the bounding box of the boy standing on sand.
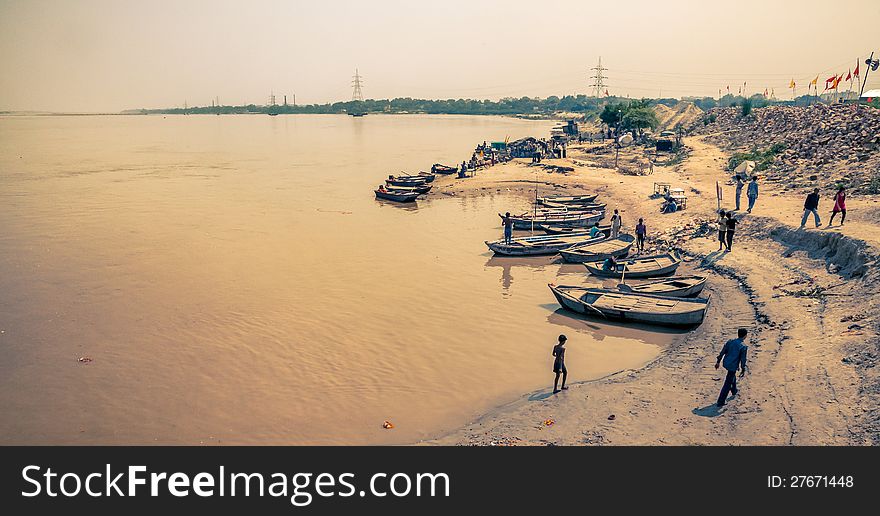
[635,218,647,253]
[552,335,568,394]
[715,328,748,407]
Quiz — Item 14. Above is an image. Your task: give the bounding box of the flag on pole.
[764,88,768,97]
[854,61,860,77]
[789,79,796,89]
[832,74,843,90]
[846,69,852,81]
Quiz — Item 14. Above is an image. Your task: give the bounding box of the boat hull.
[583,253,681,278]
[624,276,707,298]
[549,285,709,327]
[375,190,419,202]
[431,164,458,175]
[559,235,634,263]
[510,211,604,230]
[485,232,600,256]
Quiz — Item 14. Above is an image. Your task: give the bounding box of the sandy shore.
[424,136,879,446]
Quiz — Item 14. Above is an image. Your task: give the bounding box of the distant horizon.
[1,0,879,112]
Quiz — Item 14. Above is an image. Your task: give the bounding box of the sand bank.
[425,136,879,445]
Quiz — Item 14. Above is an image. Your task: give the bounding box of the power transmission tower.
[589,56,608,104]
[352,69,364,101]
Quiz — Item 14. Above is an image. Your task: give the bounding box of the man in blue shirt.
[715,328,748,407]
[746,177,759,213]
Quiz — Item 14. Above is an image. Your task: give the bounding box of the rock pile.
[690,104,880,193]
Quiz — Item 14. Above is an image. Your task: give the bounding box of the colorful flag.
[832,74,843,89]
[764,88,768,97]
[789,79,796,89]
[854,61,860,77]
[845,69,852,81]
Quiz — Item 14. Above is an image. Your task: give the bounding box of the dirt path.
[427,137,879,446]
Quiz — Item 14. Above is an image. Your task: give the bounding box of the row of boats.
[488,194,710,328]
[373,164,459,202]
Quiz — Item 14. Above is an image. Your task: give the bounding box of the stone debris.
[691,104,880,193]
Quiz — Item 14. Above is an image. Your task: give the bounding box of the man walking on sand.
[746,176,758,213]
[800,188,821,228]
[552,335,568,394]
[715,328,748,408]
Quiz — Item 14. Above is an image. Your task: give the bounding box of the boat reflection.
[545,308,689,341]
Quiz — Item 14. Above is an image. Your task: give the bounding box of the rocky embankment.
[691,104,880,193]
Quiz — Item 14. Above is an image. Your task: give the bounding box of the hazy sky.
[1,0,879,112]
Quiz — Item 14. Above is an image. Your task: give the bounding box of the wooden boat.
[486,231,602,256]
[548,284,709,327]
[387,184,432,194]
[375,189,420,202]
[509,210,604,230]
[618,275,707,298]
[542,224,610,236]
[431,163,458,175]
[540,200,607,212]
[537,194,598,205]
[386,177,429,187]
[392,172,435,183]
[559,234,634,263]
[583,253,681,278]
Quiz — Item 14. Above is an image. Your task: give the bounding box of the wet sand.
[429,137,878,445]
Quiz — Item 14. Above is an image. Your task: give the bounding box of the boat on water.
[559,234,634,263]
[541,224,610,236]
[548,284,709,327]
[583,252,681,278]
[509,210,604,230]
[349,112,367,117]
[387,184,432,194]
[431,163,458,175]
[386,177,429,187]
[485,231,602,256]
[375,189,420,202]
[391,172,435,183]
[618,275,707,298]
[537,194,598,205]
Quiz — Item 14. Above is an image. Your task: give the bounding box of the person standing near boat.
[828,186,847,226]
[499,212,514,244]
[717,209,727,252]
[746,176,759,213]
[552,335,568,394]
[715,328,748,408]
[610,209,622,238]
[800,188,821,228]
[635,218,647,253]
[734,175,744,211]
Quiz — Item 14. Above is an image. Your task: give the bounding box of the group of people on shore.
[800,186,847,228]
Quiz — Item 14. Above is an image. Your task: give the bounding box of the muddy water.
[0,114,676,444]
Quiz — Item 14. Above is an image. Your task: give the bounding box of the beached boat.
[537,194,598,205]
[540,201,607,212]
[618,275,707,298]
[485,231,602,256]
[548,284,709,327]
[387,184,432,194]
[559,234,634,263]
[392,172,435,183]
[431,163,458,175]
[541,224,611,236]
[375,189,420,202]
[509,210,604,230]
[583,253,681,278]
[386,177,429,187]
